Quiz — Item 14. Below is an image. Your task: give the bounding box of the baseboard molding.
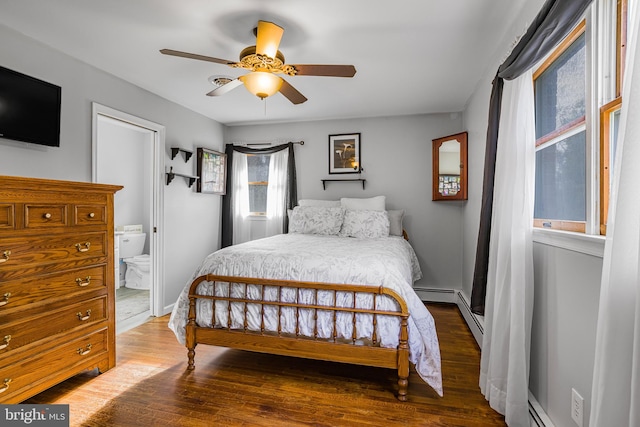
[529,391,556,427]
[455,290,484,347]
[453,290,554,427]
[413,287,457,303]
[163,303,175,317]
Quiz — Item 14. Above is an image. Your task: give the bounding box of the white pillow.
[298,199,341,207]
[340,210,390,238]
[340,196,386,211]
[387,209,405,236]
[288,206,345,235]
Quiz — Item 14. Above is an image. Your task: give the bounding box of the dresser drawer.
[0,204,14,230]
[0,232,107,281]
[74,204,107,226]
[24,203,68,228]
[0,296,107,357]
[0,328,108,403]
[0,265,106,316]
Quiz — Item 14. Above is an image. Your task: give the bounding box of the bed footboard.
[186,274,411,401]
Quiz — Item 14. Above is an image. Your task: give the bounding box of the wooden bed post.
[186,296,197,370]
[397,315,410,401]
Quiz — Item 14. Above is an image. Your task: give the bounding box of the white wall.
[97,116,152,254]
[0,23,225,312]
[225,113,465,290]
[461,1,604,426]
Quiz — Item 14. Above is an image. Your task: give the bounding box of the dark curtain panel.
[285,144,298,231]
[471,75,503,314]
[221,142,298,248]
[470,0,593,315]
[221,144,235,248]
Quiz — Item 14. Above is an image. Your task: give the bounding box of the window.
[247,154,270,215]
[534,22,587,232]
[599,0,627,235]
[533,0,628,236]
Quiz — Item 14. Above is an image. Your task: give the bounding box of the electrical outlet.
[571,388,584,427]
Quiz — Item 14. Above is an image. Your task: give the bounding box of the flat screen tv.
[0,65,61,147]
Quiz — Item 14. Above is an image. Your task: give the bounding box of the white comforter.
[168,233,443,396]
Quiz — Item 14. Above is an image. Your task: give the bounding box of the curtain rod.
[231,140,304,147]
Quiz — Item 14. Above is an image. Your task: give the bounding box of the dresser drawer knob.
[75,242,91,253]
[0,250,10,264]
[0,293,10,307]
[43,212,52,219]
[76,309,92,321]
[75,276,92,287]
[77,343,92,356]
[0,378,11,393]
[0,335,11,351]
[88,212,95,218]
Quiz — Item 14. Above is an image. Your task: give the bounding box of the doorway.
[91,103,165,333]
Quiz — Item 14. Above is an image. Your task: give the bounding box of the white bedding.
[168,233,443,396]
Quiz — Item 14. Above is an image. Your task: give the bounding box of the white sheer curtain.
[590,4,640,425]
[265,147,289,237]
[479,70,535,427]
[231,152,251,245]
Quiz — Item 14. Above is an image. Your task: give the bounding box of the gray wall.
[225,113,465,290]
[461,1,603,426]
[0,23,225,311]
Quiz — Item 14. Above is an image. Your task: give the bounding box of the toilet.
[118,232,151,290]
[124,254,150,290]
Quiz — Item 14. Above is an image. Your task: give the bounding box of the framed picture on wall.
[196,147,227,194]
[329,133,361,174]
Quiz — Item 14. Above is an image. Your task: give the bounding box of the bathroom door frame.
[91,102,165,318]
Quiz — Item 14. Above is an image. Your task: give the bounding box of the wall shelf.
[166,167,199,188]
[321,179,366,190]
[170,147,193,162]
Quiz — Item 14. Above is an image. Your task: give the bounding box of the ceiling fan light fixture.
[240,71,283,100]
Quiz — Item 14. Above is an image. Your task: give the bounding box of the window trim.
[532,227,605,258]
[599,96,621,235]
[616,0,628,97]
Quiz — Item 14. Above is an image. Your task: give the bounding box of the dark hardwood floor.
[26,303,506,426]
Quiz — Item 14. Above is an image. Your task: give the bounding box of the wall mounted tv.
[0,65,61,147]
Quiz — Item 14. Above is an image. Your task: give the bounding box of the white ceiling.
[0,1,526,126]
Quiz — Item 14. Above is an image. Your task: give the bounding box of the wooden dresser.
[0,175,122,403]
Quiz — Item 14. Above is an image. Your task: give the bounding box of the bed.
[168,203,443,400]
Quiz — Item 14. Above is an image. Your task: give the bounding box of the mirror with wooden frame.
[432,131,468,201]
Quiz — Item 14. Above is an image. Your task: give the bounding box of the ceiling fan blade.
[160,49,236,66]
[279,79,307,105]
[255,21,284,58]
[206,78,243,96]
[290,64,357,78]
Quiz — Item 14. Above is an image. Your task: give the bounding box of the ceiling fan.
[160,20,356,105]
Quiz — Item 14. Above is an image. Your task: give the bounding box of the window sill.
[247,214,267,221]
[532,228,605,258]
